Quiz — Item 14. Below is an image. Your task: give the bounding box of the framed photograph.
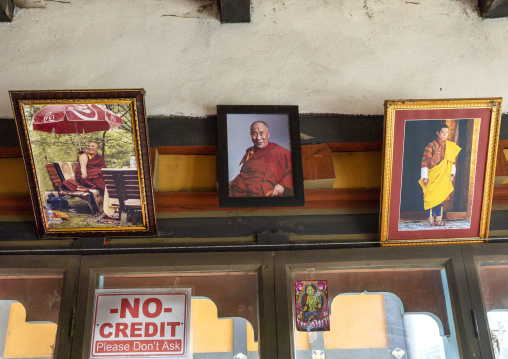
[380,98,502,246]
[9,89,157,238]
[217,105,304,207]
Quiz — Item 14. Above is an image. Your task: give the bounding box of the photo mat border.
[397,118,480,232]
[380,98,502,246]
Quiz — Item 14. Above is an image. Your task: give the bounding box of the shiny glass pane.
[403,314,447,358]
[291,267,459,359]
[0,275,63,359]
[99,271,260,359]
[478,263,508,358]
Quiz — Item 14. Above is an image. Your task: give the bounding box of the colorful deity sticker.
[295,280,330,332]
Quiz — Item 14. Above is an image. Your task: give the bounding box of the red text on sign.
[99,322,181,338]
[119,298,171,319]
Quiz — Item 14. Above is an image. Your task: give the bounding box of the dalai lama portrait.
[229,120,294,197]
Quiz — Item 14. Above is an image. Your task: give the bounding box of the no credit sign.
[90,289,191,358]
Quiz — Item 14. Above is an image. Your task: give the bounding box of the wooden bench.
[46,163,96,214]
[102,168,142,226]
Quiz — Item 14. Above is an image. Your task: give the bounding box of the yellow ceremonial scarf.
[418,140,461,210]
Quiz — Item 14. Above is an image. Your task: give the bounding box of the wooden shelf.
[0,188,378,216]
[2,139,508,216]
[154,188,381,213]
[4,186,508,217]
[0,194,33,216]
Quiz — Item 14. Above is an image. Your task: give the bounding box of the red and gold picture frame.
[380,98,502,246]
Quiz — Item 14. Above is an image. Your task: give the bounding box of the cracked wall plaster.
[0,0,507,118]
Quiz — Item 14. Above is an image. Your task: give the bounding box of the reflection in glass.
[404,314,447,359]
[192,297,258,357]
[292,267,459,359]
[478,264,508,359]
[0,275,63,359]
[486,310,508,359]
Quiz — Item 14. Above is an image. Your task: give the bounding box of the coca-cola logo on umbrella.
[43,112,55,122]
[66,105,99,121]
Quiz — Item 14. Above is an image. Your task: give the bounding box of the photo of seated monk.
[229,120,294,197]
[18,100,150,232]
[75,142,106,196]
[55,141,107,213]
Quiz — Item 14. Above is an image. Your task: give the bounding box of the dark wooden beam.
[479,0,508,18]
[0,0,14,22]
[156,145,216,155]
[0,147,21,158]
[219,0,250,23]
[146,114,385,147]
[0,118,20,146]
[2,207,508,243]
[3,113,507,149]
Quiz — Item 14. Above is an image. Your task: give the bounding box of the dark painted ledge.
[0,210,507,253]
[2,113,507,149]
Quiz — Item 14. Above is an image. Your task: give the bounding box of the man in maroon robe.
[229,121,293,197]
[75,142,106,193]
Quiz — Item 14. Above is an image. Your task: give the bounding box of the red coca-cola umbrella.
[32,104,124,148]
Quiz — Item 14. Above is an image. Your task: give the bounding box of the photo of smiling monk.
[229,120,294,197]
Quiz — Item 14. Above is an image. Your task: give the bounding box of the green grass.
[48,213,110,229]
[47,197,119,229]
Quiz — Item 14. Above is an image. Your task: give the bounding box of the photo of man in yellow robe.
[418,124,461,227]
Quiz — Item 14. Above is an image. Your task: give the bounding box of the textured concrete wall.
[0,0,507,118]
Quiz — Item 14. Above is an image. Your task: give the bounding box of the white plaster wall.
[0,0,507,118]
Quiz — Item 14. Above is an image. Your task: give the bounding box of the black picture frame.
[9,89,157,238]
[217,105,304,207]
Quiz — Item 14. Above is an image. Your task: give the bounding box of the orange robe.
[229,143,293,197]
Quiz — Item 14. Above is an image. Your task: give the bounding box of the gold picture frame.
[9,89,157,238]
[380,98,502,246]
